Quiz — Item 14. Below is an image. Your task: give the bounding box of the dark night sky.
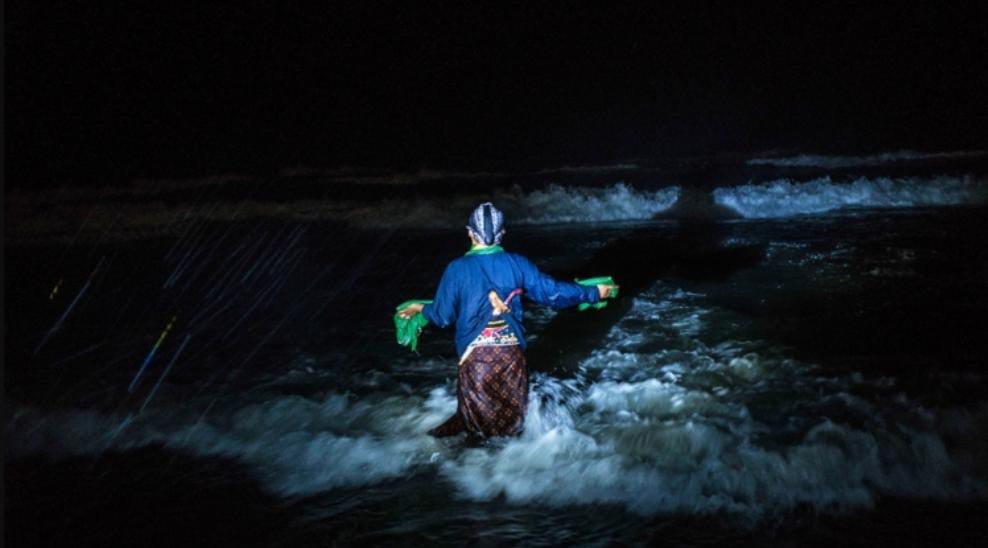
[5,2,987,183]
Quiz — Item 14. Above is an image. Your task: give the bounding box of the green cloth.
[392,245,501,352]
[394,299,433,352]
[464,245,505,256]
[575,276,618,311]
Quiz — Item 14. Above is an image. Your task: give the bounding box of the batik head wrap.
[466,202,505,246]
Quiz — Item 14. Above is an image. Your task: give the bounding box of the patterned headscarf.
[466,202,505,246]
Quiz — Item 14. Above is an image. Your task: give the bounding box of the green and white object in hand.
[575,276,618,311]
[393,299,433,352]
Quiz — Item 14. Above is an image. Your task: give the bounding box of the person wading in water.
[398,202,618,437]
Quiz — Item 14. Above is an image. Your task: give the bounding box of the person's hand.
[597,284,619,299]
[398,302,425,320]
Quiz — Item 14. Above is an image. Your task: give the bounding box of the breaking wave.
[343,184,680,228]
[438,284,988,518]
[5,391,451,497]
[7,282,987,521]
[714,175,988,218]
[7,183,679,244]
[747,150,988,168]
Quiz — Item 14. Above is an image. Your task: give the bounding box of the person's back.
[398,203,617,437]
[425,250,598,360]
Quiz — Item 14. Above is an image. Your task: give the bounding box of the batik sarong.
[431,334,528,438]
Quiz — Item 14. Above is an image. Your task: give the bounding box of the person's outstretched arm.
[417,263,459,328]
[518,255,609,310]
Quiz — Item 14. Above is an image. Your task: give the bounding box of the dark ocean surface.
[6,152,988,546]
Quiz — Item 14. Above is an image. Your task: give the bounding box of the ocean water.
[6,153,988,545]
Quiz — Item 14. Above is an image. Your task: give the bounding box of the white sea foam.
[342,183,680,228]
[713,175,988,218]
[8,183,679,243]
[437,285,988,517]
[510,183,679,224]
[747,150,988,168]
[439,379,987,518]
[6,281,987,519]
[6,390,455,497]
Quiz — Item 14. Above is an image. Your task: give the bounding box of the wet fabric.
[393,299,433,352]
[431,344,528,438]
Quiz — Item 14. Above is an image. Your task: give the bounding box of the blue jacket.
[422,248,600,357]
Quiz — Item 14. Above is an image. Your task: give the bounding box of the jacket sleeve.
[421,262,459,328]
[517,255,600,310]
